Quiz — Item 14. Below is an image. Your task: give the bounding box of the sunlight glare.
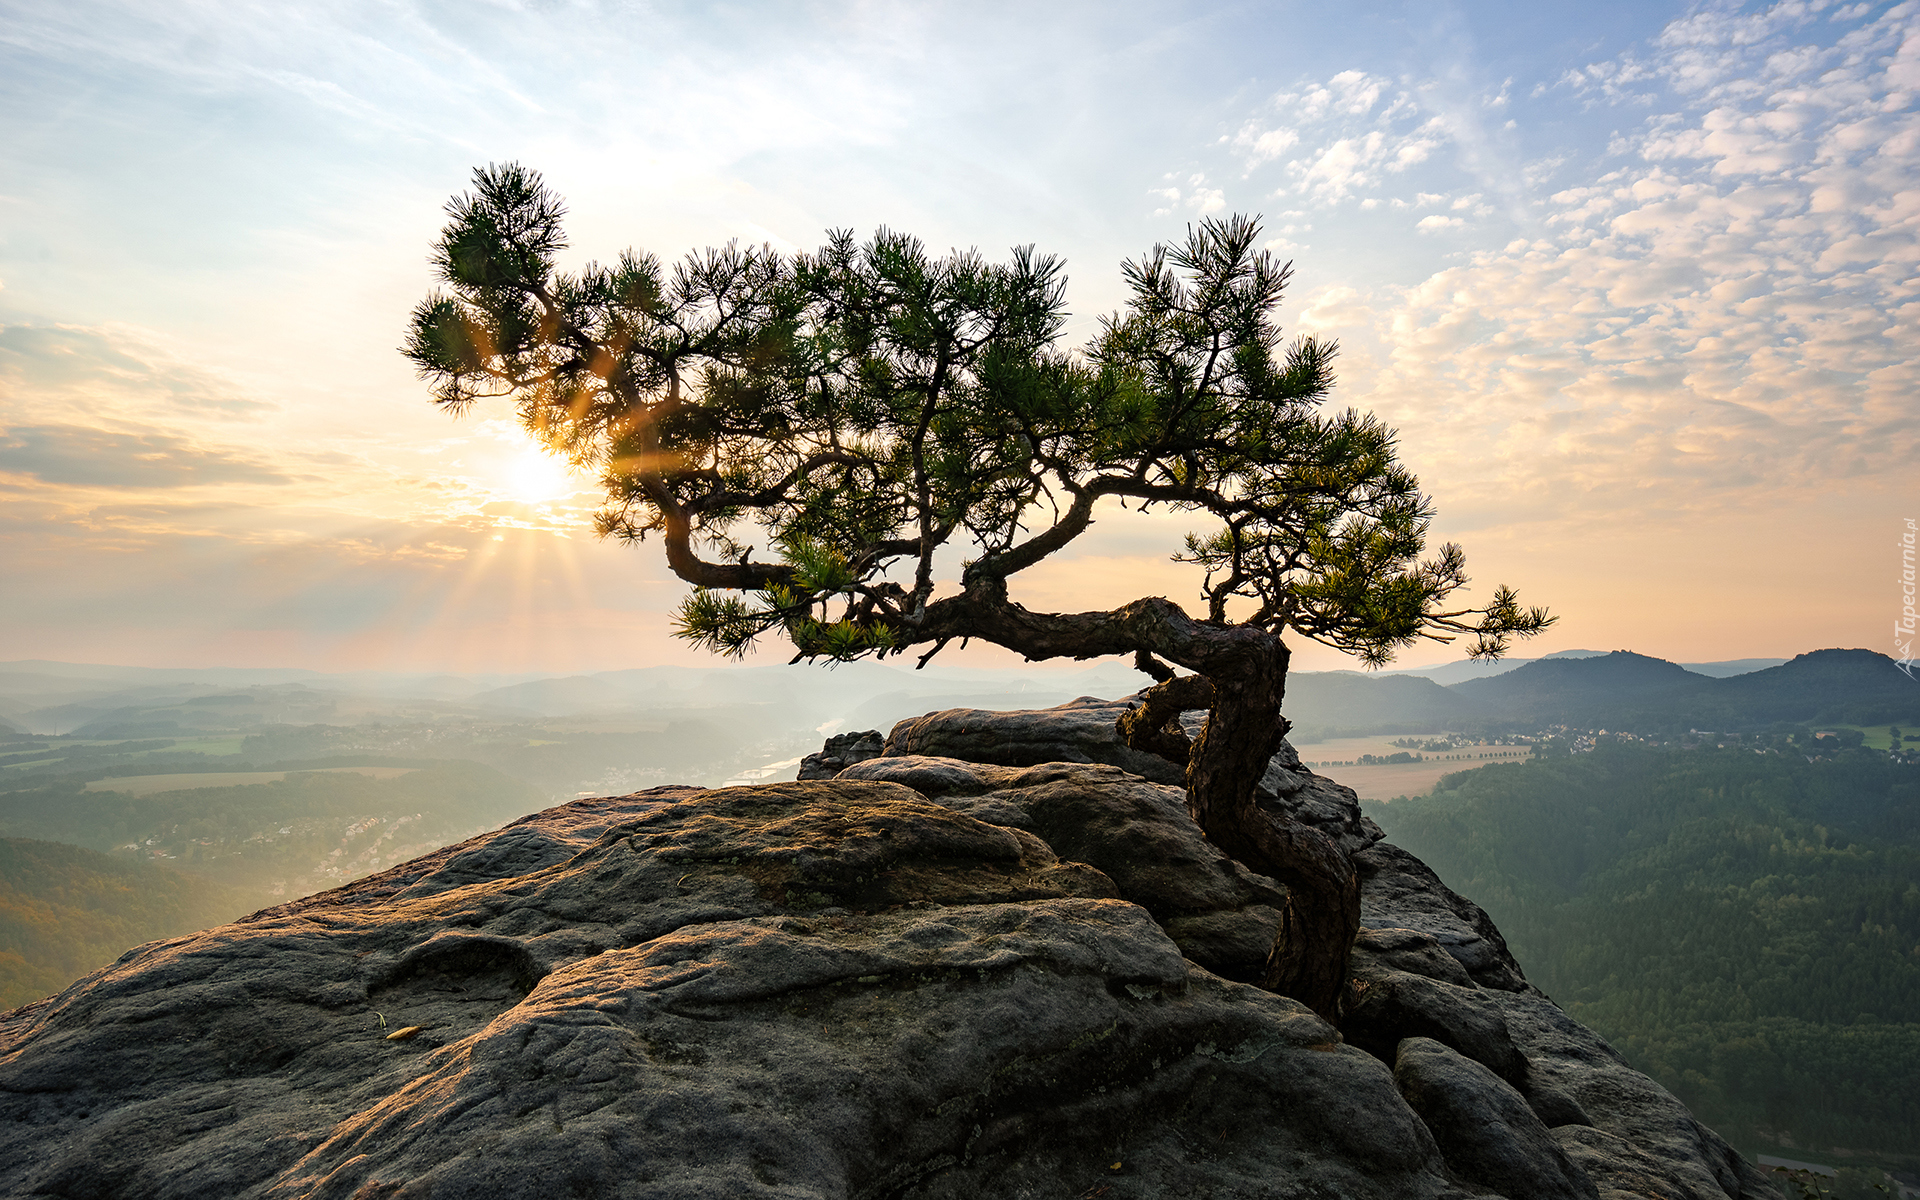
[502,442,580,506]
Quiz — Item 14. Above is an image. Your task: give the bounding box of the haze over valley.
[3,646,1916,1179]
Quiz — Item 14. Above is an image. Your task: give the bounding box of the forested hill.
[1280,671,1482,738]
[1369,743,1920,1163]
[1448,650,1708,721]
[0,839,246,1009]
[1709,648,1920,725]
[1450,647,1917,730]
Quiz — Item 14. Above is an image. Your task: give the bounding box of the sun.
[501,442,580,505]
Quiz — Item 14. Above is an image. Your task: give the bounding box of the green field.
[0,758,69,773]
[155,735,249,757]
[0,758,540,901]
[1289,734,1534,800]
[1838,724,1918,751]
[0,735,236,776]
[85,766,418,796]
[0,754,545,1009]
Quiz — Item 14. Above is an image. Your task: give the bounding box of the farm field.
[1310,760,1529,801]
[157,736,249,757]
[83,766,419,796]
[1290,735,1533,801]
[1842,724,1917,751]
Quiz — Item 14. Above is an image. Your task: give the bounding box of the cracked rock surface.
[0,780,1460,1199]
[0,704,1778,1200]
[884,699,1383,855]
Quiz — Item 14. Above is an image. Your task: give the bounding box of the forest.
[0,758,540,899]
[0,838,245,1009]
[1370,743,1920,1163]
[0,754,546,1006]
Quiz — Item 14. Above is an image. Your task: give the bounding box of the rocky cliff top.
[0,699,1776,1199]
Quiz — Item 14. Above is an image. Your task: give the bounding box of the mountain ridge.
[1448,647,1916,730]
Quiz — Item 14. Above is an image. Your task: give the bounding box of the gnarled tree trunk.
[1126,644,1360,1022]
[916,580,1360,1021]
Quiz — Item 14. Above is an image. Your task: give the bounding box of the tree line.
[1372,744,1920,1160]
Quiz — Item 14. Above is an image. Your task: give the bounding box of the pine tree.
[407,163,1551,1017]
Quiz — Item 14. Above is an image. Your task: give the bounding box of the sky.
[0,0,1914,677]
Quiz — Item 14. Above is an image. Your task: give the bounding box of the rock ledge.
[0,700,1775,1200]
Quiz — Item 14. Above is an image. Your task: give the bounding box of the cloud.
[1296,69,1391,120]
[1287,119,1452,203]
[1227,67,1478,207]
[1233,125,1299,167]
[0,308,598,545]
[0,424,293,488]
[1292,131,1389,201]
[2,0,1906,671]
[1147,174,1227,216]
[1341,2,1920,523]
[0,323,271,416]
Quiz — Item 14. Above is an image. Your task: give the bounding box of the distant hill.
[843,689,1080,734]
[1448,648,1919,731]
[1380,648,1607,687]
[1238,650,1894,739]
[0,758,542,905]
[0,838,247,1008]
[1281,671,1488,738]
[1675,657,1789,678]
[1695,648,1919,727]
[1,651,1898,746]
[0,658,1149,736]
[469,674,648,717]
[0,660,323,685]
[1384,651,1785,687]
[1450,650,1713,726]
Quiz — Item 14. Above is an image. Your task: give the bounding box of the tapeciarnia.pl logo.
[1899,517,1917,680]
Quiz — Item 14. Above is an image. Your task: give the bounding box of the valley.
[1,646,1915,1174]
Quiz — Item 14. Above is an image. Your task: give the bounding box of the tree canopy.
[408,162,1551,1017]
[407,163,1546,673]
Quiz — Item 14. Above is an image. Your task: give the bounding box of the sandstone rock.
[838,756,1287,981]
[1554,1127,1760,1200]
[842,702,1772,1200]
[1354,841,1530,991]
[1488,991,1779,1200]
[0,779,1470,1200]
[0,701,1779,1200]
[1343,925,1604,1132]
[1267,774,1386,857]
[797,729,886,780]
[1343,968,1529,1087]
[1394,1037,1599,1200]
[884,697,1190,783]
[1351,925,1479,990]
[880,698,1384,856]
[1526,1076,1597,1131]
